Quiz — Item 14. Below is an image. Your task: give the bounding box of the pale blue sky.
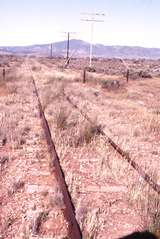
[0,0,160,47]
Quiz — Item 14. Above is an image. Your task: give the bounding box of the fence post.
[126,69,129,82]
[83,68,86,83]
[2,68,5,81]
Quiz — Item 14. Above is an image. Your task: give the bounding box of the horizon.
[1,38,160,49]
[1,0,160,48]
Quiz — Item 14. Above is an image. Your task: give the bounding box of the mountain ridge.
[1,39,160,59]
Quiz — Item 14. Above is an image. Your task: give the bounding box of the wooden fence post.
[83,68,86,83]
[126,69,129,82]
[2,68,5,81]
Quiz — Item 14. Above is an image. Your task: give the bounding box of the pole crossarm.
[62,31,76,35]
[81,12,105,16]
[81,19,104,22]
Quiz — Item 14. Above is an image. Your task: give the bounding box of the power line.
[81,12,105,67]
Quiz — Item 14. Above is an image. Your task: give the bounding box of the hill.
[1,39,160,59]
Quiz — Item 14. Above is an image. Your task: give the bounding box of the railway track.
[64,94,160,195]
[28,58,160,195]
[1,57,158,238]
[26,63,82,239]
[25,59,159,238]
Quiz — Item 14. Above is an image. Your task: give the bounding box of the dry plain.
[0,55,159,239]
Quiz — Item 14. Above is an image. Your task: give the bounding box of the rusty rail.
[27,65,82,239]
[65,95,160,195]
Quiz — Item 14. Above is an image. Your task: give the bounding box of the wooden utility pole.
[81,13,105,67]
[62,32,76,67]
[50,43,53,58]
[67,32,70,62]
[120,59,130,83]
[126,69,129,82]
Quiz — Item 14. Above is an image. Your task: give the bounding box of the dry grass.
[29,58,160,238]
[97,138,160,237]
[0,155,9,171]
[140,109,160,134]
[85,208,100,239]
[4,214,16,230]
[75,121,102,146]
[54,107,69,130]
[22,126,31,136]
[31,211,49,235]
[124,169,160,237]
[57,119,102,148]
[41,84,65,110]
[131,108,160,135]
[49,188,65,209]
[146,192,160,236]
[76,204,99,239]
[8,179,25,195]
[8,85,18,94]
[32,66,41,71]
[101,79,120,90]
[148,115,160,133]
[53,71,81,83]
[152,108,160,115]
[81,71,121,86]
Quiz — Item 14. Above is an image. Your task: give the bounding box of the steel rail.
[65,95,160,195]
[26,63,82,239]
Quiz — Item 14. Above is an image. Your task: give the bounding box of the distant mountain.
[1,39,160,59]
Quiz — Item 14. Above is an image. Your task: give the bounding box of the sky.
[0,0,160,47]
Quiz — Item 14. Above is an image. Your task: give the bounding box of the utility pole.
[120,58,130,83]
[62,32,76,66]
[50,43,53,58]
[67,32,70,61]
[81,13,105,68]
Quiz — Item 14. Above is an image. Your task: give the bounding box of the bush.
[32,66,41,71]
[139,71,152,79]
[85,67,96,72]
[101,79,120,90]
[149,116,160,133]
[55,108,68,130]
[76,121,102,146]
